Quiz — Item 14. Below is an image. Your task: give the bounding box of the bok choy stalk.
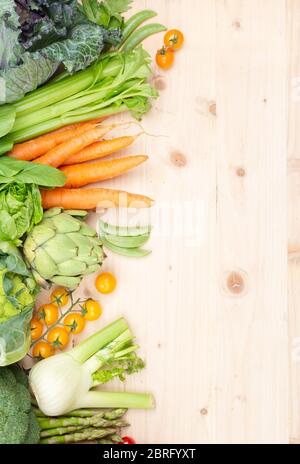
[0,47,157,154]
[29,318,154,416]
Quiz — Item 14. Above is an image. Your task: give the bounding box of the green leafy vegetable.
[0,364,40,443]
[0,156,66,187]
[82,0,133,29]
[0,0,124,105]
[0,242,38,367]
[0,54,59,104]
[0,183,42,245]
[39,23,106,74]
[0,157,66,245]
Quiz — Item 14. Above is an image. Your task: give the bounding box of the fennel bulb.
[29,318,154,416]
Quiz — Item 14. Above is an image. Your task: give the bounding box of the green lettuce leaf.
[0,183,43,245]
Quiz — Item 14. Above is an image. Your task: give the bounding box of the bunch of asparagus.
[33,407,128,444]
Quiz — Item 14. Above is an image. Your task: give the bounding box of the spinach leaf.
[82,0,133,29]
[0,156,66,187]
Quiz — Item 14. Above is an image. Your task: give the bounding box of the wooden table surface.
[38,0,300,444]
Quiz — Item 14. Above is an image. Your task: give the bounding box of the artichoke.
[23,208,105,289]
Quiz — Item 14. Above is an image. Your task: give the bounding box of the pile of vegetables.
[0,0,127,105]
[0,0,184,445]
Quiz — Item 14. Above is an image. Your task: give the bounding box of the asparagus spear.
[38,412,128,430]
[98,439,115,444]
[65,409,106,418]
[40,427,117,444]
[98,433,123,444]
[41,426,86,438]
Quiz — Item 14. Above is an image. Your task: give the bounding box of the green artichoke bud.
[23,208,105,289]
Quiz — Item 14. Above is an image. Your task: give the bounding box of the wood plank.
[287,0,300,444]
[215,0,288,444]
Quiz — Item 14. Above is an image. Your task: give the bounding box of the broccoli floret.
[24,411,40,444]
[0,365,39,444]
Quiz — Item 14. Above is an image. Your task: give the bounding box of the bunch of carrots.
[8,119,154,210]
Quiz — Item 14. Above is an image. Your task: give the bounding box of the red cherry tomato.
[118,436,136,445]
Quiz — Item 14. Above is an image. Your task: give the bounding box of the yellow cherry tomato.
[37,304,59,326]
[50,287,70,307]
[30,318,44,341]
[95,272,117,294]
[156,47,175,70]
[32,341,54,359]
[164,29,184,51]
[64,313,86,334]
[81,300,102,321]
[47,326,69,349]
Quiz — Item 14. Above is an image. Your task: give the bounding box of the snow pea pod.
[121,10,157,45]
[101,236,152,258]
[122,24,167,52]
[99,220,151,237]
[104,233,150,249]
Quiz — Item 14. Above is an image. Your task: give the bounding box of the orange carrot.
[34,125,115,168]
[61,155,148,188]
[62,134,141,166]
[8,119,106,161]
[41,188,154,209]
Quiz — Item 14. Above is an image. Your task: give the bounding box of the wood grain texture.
[288,0,300,445]
[35,0,295,444]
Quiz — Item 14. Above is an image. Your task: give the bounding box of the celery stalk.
[14,57,125,117]
[81,391,154,410]
[70,318,128,364]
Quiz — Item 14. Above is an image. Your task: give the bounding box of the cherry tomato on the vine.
[30,318,44,341]
[32,341,54,359]
[118,436,136,445]
[164,29,184,51]
[47,326,69,349]
[64,313,86,334]
[37,303,59,327]
[156,47,174,70]
[95,272,117,294]
[51,287,70,307]
[81,300,102,321]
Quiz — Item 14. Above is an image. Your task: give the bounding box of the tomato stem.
[32,292,90,351]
